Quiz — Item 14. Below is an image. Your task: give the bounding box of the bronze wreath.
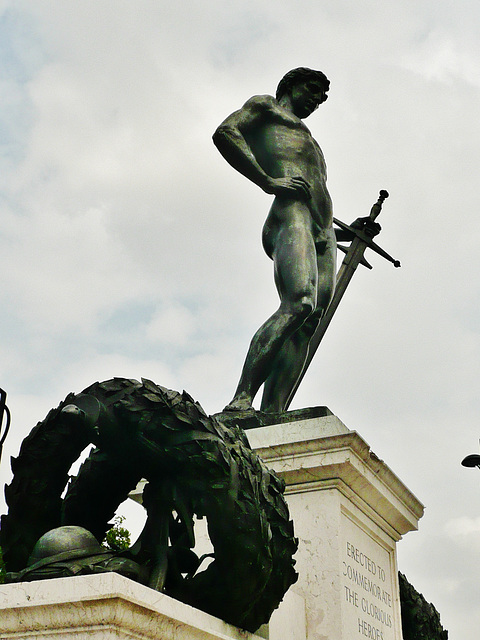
[1,378,297,632]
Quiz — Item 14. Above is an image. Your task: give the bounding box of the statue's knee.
[291,299,315,327]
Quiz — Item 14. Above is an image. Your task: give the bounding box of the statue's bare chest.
[256,110,318,162]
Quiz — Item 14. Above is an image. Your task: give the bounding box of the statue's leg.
[226,212,317,411]
[261,234,336,412]
[260,328,312,413]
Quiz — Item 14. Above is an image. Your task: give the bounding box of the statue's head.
[276,67,330,101]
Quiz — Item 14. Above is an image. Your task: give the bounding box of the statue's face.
[290,80,328,118]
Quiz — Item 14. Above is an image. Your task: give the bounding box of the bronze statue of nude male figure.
[213,68,362,413]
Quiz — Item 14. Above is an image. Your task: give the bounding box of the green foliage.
[103,515,131,551]
[399,572,448,640]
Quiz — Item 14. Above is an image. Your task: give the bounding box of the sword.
[284,190,400,410]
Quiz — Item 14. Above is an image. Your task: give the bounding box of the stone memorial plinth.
[0,571,265,640]
[247,410,424,640]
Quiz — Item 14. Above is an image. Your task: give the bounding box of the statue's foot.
[223,394,255,412]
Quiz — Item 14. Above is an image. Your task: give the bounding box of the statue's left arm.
[213,95,277,194]
[213,95,311,201]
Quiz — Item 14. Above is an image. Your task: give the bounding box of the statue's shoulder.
[218,95,278,131]
[242,94,278,114]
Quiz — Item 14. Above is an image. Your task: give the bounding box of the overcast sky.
[1,1,480,637]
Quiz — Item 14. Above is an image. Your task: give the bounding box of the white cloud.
[445,516,480,537]
[146,304,196,347]
[400,27,480,86]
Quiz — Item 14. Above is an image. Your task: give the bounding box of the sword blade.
[284,190,396,410]
[284,237,370,409]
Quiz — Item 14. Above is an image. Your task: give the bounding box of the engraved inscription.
[341,530,396,639]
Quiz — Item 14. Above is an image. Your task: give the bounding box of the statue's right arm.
[213,95,276,194]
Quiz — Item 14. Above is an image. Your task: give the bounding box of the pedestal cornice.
[247,416,424,539]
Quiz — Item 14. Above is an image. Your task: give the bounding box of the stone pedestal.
[0,572,264,640]
[248,412,424,640]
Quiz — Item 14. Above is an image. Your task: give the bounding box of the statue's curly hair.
[276,67,329,101]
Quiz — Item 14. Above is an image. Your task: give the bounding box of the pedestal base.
[0,572,264,640]
[248,412,424,640]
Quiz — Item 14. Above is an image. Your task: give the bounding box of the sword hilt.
[369,189,389,221]
[367,190,400,267]
[0,387,11,465]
